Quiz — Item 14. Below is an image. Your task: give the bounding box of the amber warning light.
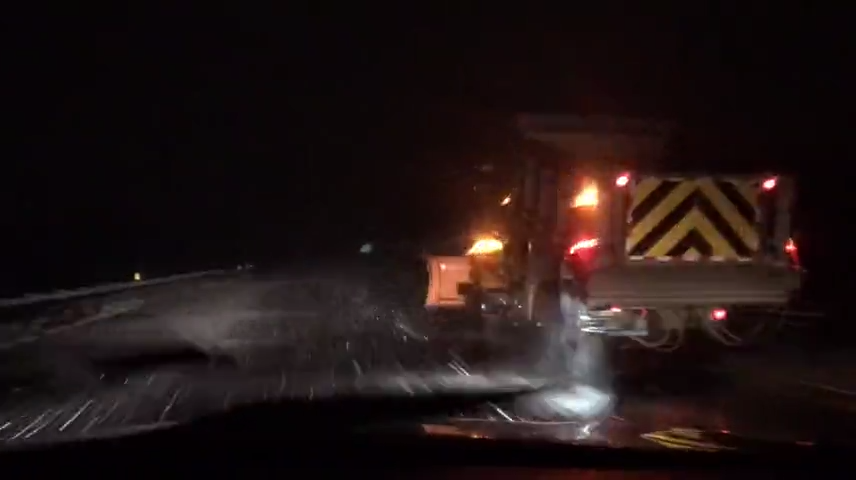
[572,184,599,208]
[466,237,504,256]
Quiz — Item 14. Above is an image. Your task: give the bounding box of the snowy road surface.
[0,264,854,450]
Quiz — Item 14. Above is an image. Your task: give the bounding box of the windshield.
[2,9,848,452]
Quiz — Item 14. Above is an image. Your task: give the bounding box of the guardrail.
[0,269,234,308]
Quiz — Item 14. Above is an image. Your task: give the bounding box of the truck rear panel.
[580,173,800,307]
[585,262,800,307]
[516,114,800,309]
[625,176,760,262]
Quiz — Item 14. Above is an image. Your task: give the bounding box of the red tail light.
[762,177,777,191]
[568,238,599,255]
[565,238,599,282]
[710,309,727,321]
[615,173,630,187]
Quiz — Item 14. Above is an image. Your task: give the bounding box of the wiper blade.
[89,345,236,376]
[357,372,549,396]
[178,384,545,435]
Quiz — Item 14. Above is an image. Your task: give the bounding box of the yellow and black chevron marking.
[640,428,733,452]
[626,177,759,260]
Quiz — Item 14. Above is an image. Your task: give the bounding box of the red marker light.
[784,238,800,267]
[710,309,727,321]
[609,306,622,313]
[615,174,630,187]
[762,177,777,191]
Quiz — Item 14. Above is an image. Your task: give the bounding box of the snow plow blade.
[425,256,471,309]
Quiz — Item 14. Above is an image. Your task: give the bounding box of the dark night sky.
[2,6,852,295]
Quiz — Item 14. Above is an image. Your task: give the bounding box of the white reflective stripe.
[627,255,755,262]
[0,270,229,308]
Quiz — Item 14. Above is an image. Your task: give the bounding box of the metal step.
[580,309,649,337]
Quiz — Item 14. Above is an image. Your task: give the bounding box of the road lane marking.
[640,428,732,452]
[0,270,228,308]
[0,303,144,351]
[718,362,856,406]
[798,380,856,397]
